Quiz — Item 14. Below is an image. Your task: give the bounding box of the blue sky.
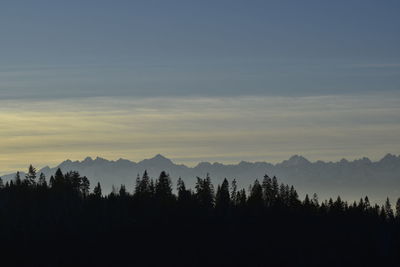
[0,1,399,172]
[1,0,399,98]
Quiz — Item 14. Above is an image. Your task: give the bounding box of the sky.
[0,0,400,174]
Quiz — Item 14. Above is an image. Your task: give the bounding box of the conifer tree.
[384,197,394,220]
[54,168,64,188]
[177,177,191,203]
[215,178,230,211]
[38,173,47,188]
[119,184,127,197]
[248,179,263,211]
[230,179,237,206]
[271,176,279,203]
[195,174,214,209]
[312,193,319,207]
[14,171,22,186]
[155,171,173,202]
[81,176,90,197]
[396,198,400,220]
[303,194,311,208]
[93,182,102,198]
[25,165,37,186]
[262,174,272,206]
[49,176,55,188]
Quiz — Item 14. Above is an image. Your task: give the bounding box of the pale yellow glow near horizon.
[0,94,400,175]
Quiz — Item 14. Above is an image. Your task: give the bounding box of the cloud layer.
[1,94,399,174]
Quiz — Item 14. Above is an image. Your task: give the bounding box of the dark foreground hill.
[0,169,399,267]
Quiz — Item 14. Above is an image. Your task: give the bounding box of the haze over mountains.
[2,154,400,203]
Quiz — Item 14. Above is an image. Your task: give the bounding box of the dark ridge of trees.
[0,166,400,267]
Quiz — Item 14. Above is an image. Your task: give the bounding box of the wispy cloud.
[0,94,399,174]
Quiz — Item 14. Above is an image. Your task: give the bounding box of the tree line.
[0,165,399,266]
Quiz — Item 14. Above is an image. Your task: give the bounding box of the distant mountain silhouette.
[2,154,400,203]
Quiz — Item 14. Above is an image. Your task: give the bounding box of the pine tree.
[312,193,319,207]
[303,194,311,208]
[54,168,64,188]
[0,177,3,189]
[38,173,47,187]
[271,176,279,203]
[49,176,55,188]
[215,178,230,211]
[119,184,128,197]
[93,182,102,198]
[25,165,37,186]
[81,176,90,197]
[134,173,141,195]
[195,174,215,209]
[289,185,300,207]
[396,198,400,220]
[14,171,22,186]
[230,179,237,206]
[237,189,247,207]
[262,174,272,206]
[364,196,371,211]
[384,197,394,220]
[248,179,263,210]
[155,171,173,202]
[177,177,191,203]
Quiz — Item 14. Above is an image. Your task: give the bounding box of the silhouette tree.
[25,165,37,186]
[38,173,47,187]
[195,174,215,210]
[396,198,400,220]
[119,184,128,197]
[81,176,90,197]
[384,197,394,220]
[93,182,102,198]
[215,178,230,212]
[155,171,174,203]
[177,177,192,204]
[53,168,64,188]
[230,179,238,206]
[262,175,272,206]
[49,175,55,188]
[271,176,279,204]
[135,170,152,199]
[248,179,263,210]
[14,171,22,186]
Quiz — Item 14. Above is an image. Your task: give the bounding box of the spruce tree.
[262,174,272,206]
[230,179,237,206]
[81,176,90,197]
[195,174,215,209]
[25,165,37,186]
[384,197,394,220]
[14,171,22,186]
[93,182,102,198]
[215,178,230,211]
[155,171,173,202]
[396,198,400,220]
[119,184,127,197]
[248,179,263,210]
[38,173,47,188]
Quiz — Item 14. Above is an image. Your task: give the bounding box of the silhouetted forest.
[1,165,399,267]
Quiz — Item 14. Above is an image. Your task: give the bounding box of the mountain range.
[2,154,400,203]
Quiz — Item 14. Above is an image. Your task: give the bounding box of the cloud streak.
[0,94,399,174]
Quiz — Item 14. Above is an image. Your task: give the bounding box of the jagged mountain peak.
[380,153,398,163]
[281,155,310,166]
[139,154,173,165]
